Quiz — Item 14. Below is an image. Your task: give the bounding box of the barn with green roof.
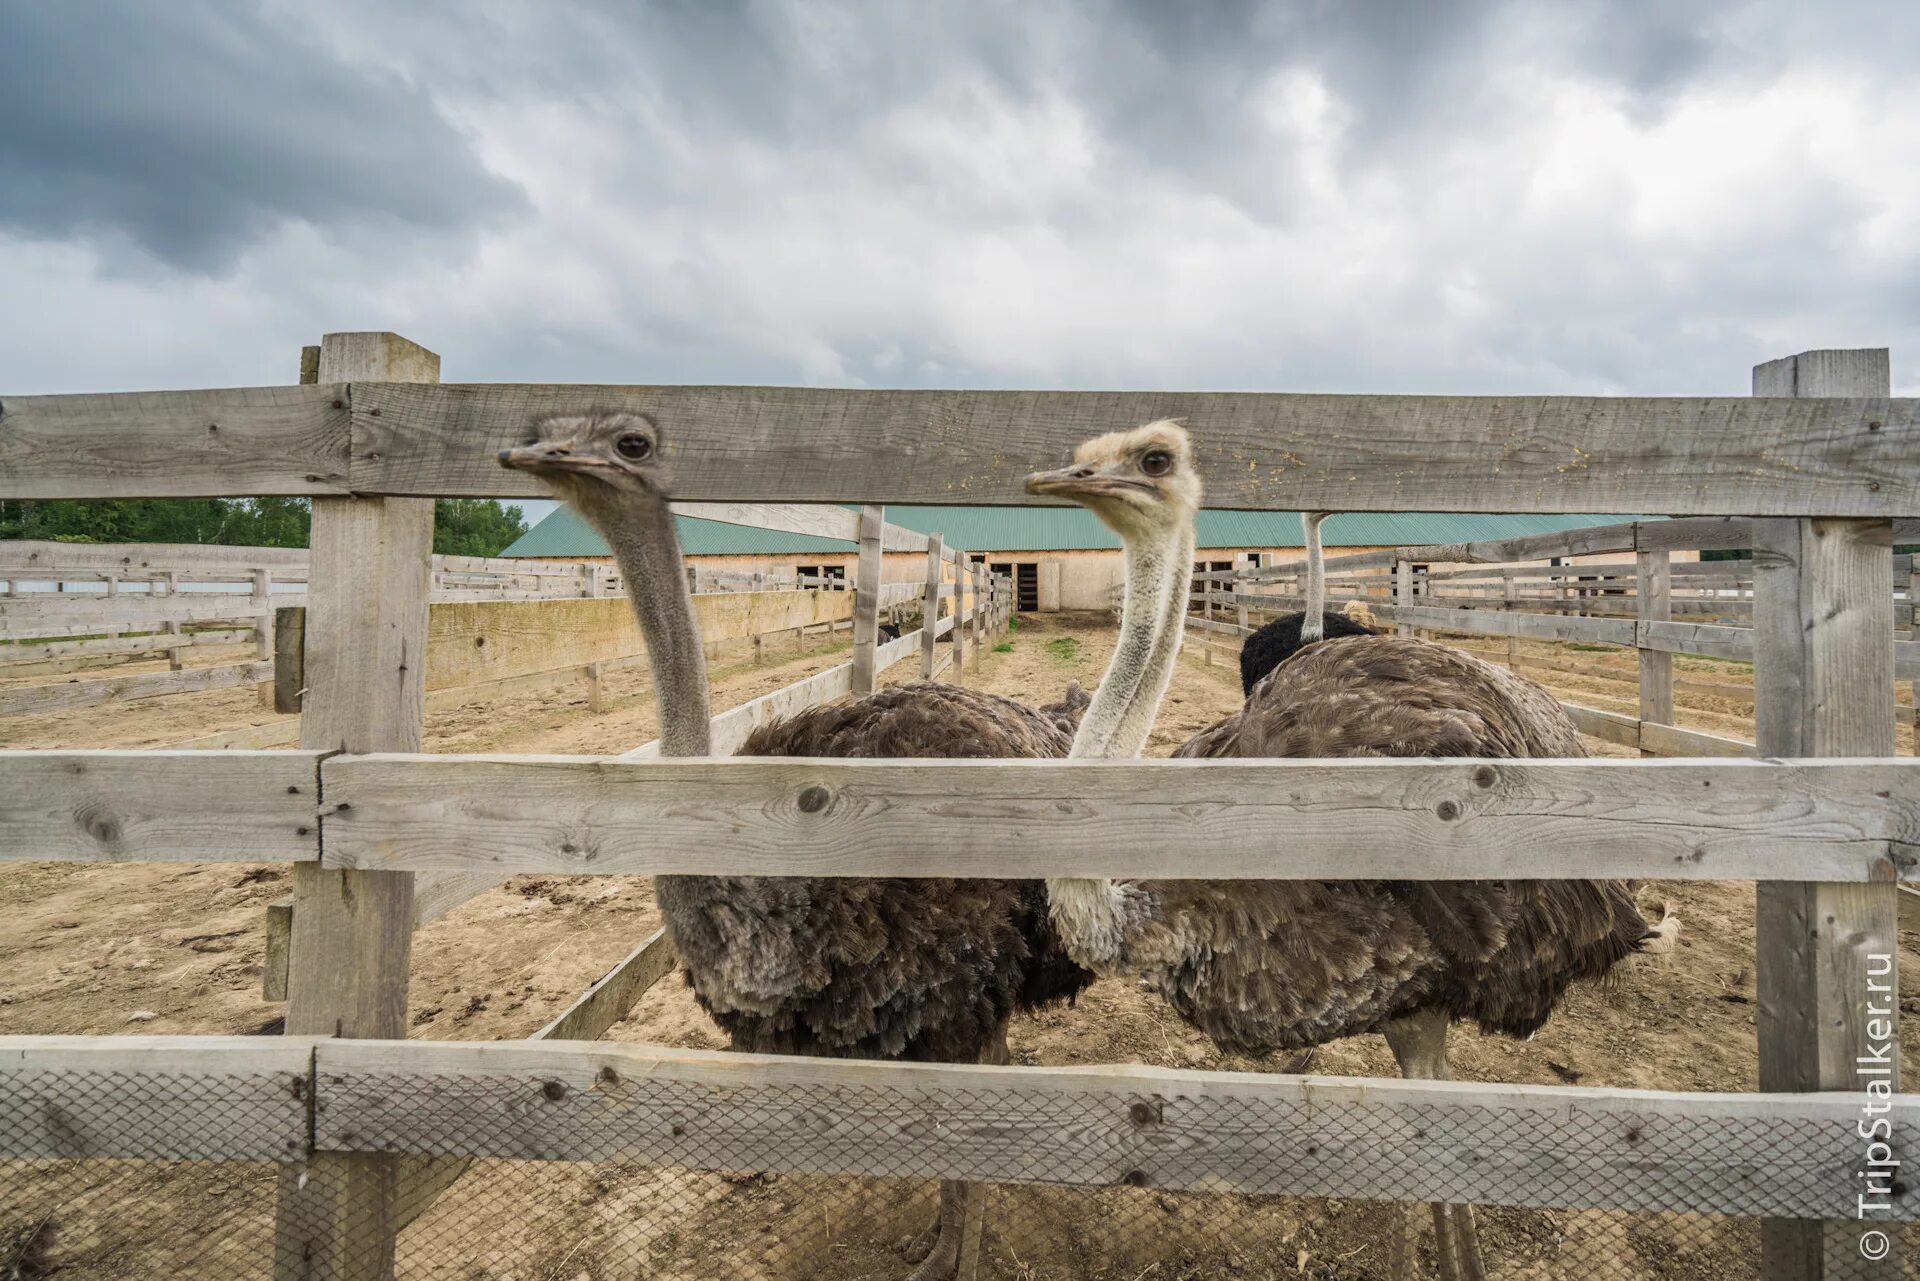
[505,506,1656,611]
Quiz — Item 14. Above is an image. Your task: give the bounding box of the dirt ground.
[4,612,1917,1279]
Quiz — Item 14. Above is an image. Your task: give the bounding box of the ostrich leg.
[1383,1010,1488,1281]
[902,1024,1007,1281]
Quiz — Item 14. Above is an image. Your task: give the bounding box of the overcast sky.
[5,0,1917,421]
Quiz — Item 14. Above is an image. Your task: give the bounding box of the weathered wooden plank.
[1639,721,1755,758]
[850,506,883,695]
[308,1037,1919,1221]
[2,594,274,627]
[8,381,1920,514]
[334,383,1920,514]
[1637,549,1674,748]
[1752,348,1901,1280]
[1559,702,1640,749]
[0,749,321,862]
[623,662,857,761]
[316,753,1920,883]
[0,627,254,668]
[277,333,434,1281]
[921,533,944,679]
[0,659,274,717]
[262,899,292,1002]
[0,1035,313,1161]
[0,539,312,573]
[1638,619,1750,659]
[538,928,678,1043]
[1313,520,1647,574]
[670,501,858,543]
[0,384,352,499]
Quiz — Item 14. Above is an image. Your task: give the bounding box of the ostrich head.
[497,411,669,526]
[1026,419,1201,765]
[1024,419,1202,540]
[499,410,711,757]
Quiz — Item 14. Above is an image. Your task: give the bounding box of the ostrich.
[1026,432,1656,1281]
[500,412,1093,1281]
[1231,512,1386,694]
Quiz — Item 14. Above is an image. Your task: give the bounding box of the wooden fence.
[0,508,991,718]
[0,333,1914,1280]
[1189,515,1920,760]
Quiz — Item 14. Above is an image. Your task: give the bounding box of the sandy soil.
[4,613,1916,1279]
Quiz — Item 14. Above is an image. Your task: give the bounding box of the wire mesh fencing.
[3,1056,1914,1279]
[13,1157,1914,1279]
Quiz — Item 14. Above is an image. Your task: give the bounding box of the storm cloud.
[2,0,1916,401]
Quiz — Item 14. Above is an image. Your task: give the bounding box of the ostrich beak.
[1025,463,1143,499]
[498,441,606,474]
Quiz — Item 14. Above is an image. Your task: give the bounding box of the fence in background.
[1,334,1914,1279]
[1191,514,1920,759]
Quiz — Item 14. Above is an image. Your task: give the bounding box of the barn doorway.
[992,562,1041,611]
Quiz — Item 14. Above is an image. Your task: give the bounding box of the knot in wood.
[1121,1169,1150,1188]
[595,1066,621,1088]
[797,785,832,814]
[1128,1101,1155,1125]
[541,1080,568,1102]
[1435,800,1461,822]
[1472,766,1496,789]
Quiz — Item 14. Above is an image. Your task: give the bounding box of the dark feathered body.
[1237,609,1379,695]
[655,682,1094,1063]
[1152,634,1650,1055]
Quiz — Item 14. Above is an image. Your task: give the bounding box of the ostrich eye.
[1140,449,1173,477]
[616,433,654,461]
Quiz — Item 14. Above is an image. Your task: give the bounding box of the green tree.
[431,499,528,557]
[1,497,527,557]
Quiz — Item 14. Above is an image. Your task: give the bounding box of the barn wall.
[424,589,855,690]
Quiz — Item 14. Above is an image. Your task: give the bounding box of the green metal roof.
[504,506,1657,558]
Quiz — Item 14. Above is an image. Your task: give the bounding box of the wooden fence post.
[1635,543,1673,755]
[948,548,965,683]
[274,332,438,1281]
[851,506,883,695]
[1751,349,1899,1280]
[251,568,275,707]
[161,572,184,670]
[1394,559,1413,639]
[972,559,986,661]
[922,534,944,680]
[1235,555,1249,633]
[579,564,607,711]
[1503,570,1519,668]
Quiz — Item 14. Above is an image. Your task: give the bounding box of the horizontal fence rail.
[2,1035,1913,1223]
[4,749,1916,881]
[6,383,1920,514]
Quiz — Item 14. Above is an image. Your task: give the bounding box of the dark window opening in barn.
[1412,563,1430,598]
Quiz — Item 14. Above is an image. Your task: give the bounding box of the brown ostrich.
[500,412,1093,1281]
[1026,436,1658,1281]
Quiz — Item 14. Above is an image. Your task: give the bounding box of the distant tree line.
[0,498,529,558]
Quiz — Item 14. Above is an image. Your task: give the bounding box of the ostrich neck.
[1070,526,1193,760]
[595,499,712,757]
[1300,512,1327,644]
[1048,522,1192,968]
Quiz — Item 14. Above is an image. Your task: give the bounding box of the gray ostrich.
[1026,428,1658,1281]
[500,412,1093,1281]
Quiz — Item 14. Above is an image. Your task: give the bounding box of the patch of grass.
[993,641,1014,653]
[1045,636,1082,662]
[1007,616,1022,631]
[1564,643,1615,652]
